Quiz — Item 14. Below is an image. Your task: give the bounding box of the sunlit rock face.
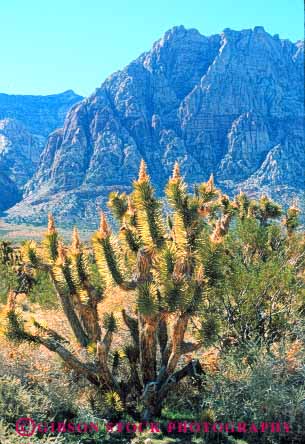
[7,27,304,226]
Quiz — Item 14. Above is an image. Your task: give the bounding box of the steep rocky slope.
[0,172,20,212]
[0,90,82,210]
[0,90,83,136]
[7,26,304,226]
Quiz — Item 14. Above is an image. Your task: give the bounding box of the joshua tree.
[5,161,297,421]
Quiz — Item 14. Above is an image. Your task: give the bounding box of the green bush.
[0,376,76,426]
[0,264,19,304]
[202,344,305,444]
[27,270,58,307]
[0,419,67,444]
[0,376,128,443]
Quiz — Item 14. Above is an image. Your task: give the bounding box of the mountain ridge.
[0,90,83,211]
[5,26,304,226]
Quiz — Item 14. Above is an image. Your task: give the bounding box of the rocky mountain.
[0,90,82,211]
[6,26,304,226]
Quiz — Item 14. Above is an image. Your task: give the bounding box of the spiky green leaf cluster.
[104,391,123,412]
[5,311,35,344]
[92,234,125,287]
[137,282,159,316]
[103,313,117,333]
[133,179,165,249]
[53,258,77,296]
[42,232,59,263]
[108,192,128,222]
[21,241,40,267]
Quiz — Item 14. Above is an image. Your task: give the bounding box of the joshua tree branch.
[180,341,202,355]
[48,269,89,347]
[157,359,204,401]
[158,316,168,357]
[122,309,139,347]
[165,313,189,374]
[96,336,120,391]
[34,335,100,386]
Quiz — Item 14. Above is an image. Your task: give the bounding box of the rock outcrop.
[0,90,82,209]
[0,172,20,212]
[6,26,304,226]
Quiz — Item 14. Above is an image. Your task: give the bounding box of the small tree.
[205,212,304,350]
[5,161,301,420]
[0,240,36,304]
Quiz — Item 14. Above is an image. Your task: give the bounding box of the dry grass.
[0,286,136,382]
[0,286,224,384]
[0,301,73,383]
[1,286,302,393]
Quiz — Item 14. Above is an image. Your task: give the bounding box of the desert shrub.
[163,340,305,444]
[0,263,19,304]
[88,388,125,422]
[0,241,21,304]
[0,240,57,307]
[201,343,305,444]
[0,419,67,444]
[199,218,305,349]
[0,375,77,426]
[27,269,58,307]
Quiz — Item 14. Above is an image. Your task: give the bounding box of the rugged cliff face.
[0,172,20,212]
[6,26,304,226]
[0,90,82,209]
[0,90,83,136]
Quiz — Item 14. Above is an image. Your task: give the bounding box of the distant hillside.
[0,90,82,211]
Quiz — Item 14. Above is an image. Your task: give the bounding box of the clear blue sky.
[0,0,303,97]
